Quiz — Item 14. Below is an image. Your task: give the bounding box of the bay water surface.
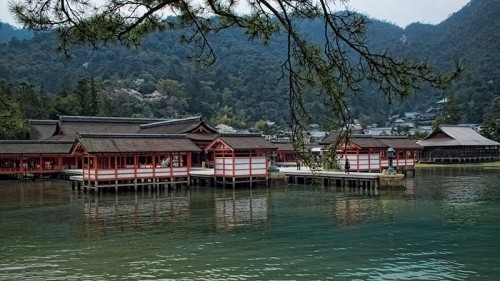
[0,167,499,280]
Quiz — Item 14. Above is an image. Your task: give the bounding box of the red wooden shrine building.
[0,140,76,178]
[333,135,422,172]
[70,133,201,189]
[205,134,277,186]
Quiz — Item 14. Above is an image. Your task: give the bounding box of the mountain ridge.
[0,0,499,127]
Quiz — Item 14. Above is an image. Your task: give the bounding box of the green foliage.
[484,96,500,120]
[436,95,462,125]
[0,82,28,139]
[151,79,188,117]
[0,16,480,129]
[0,21,33,43]
[14,83,51,119]
[481,118,500,142]
[52,93,82,117]
[9,0,463,152]
[210,105,247,129]
[253,119,278,136]
[74,78,100,116]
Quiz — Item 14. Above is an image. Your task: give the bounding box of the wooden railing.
[83,167,189,181]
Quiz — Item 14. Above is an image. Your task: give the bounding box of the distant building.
[363,127,392,136]
[319,132,421,172]
[418,112,436,125]
[331,135,422,172]
[205,134,277,186]
[417,125,500,163]
[404,112,419,120]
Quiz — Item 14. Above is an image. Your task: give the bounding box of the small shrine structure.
[205,134,277,187]
[69,133,201,191]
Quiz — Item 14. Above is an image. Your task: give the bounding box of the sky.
[1,0,470,28]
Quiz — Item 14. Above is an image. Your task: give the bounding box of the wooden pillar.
[368,149,371,172]
[378,149,382,172]
[231,150,235,178]
[94,156,99,182]
[396,149,400,170]
[249,151,253,178]
[152,152,156,180]
[134,154,138,180]
[404,149,408,167]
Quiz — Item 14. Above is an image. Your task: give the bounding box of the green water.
[0,167,499,280]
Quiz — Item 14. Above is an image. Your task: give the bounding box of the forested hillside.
[0,22,33,43]
[0,0,499,135]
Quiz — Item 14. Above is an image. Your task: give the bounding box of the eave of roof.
[0,140,73,154]
[59,115,167,124]
[208,134,278,151]
[71,134,201,154]
[420,125,500,146]
[138,116,218,134]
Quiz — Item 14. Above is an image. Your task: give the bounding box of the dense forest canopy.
[0,22,33,43]
[0,0,499,141]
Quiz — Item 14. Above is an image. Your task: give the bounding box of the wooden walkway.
[278,167,380,190]
[64,167,381,191]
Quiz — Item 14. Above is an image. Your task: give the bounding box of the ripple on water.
[336,250,477,281]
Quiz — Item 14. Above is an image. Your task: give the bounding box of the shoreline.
[416,161,500,168]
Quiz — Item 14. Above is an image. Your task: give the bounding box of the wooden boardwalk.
[278,166,380,190]
[64,167,382,191]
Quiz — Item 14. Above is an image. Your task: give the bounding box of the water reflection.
[0,180,69,210]
[0,168,498,280]
[334,196,383,226]
[214,188,269,232]
[78,187,271,235]
[79,191,192,236]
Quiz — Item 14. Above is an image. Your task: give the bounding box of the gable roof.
[273,141,295,151]
[417,125,500,147]
[334,135,422,150]
[0,140,73,155]
[348,135,387,148]
[206,134,277,151]
[28,120,59,140]
[374,136,422,149]
[50,116,168,140]
[70,134,202,154]
[137,116,218,134]
[319,128,363,145]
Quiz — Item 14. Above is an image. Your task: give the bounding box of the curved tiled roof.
[28,120,58,140]
[72,134,201,153]
[207,134,277,151]
[138,116,218,134]
[417,125,500,147]
[375,136,422,149]
[0,140,73,154]
[51,116,168,140]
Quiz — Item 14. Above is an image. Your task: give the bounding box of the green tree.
[74,77,101,116]
[484,96,500,120]
[440,95,461,124]
[153,79,189,117]
[52,89,82,117]
[10,0,462,154]
[0,83,28,139]
[358,114,376,129]
[481,118,500,142]
[253,119,279,136]
[15,83,50,119]
[210,105,246,129]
